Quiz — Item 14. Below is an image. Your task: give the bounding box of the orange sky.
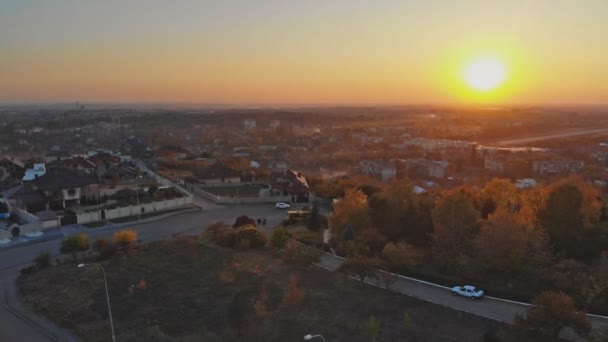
[1,1,607,105]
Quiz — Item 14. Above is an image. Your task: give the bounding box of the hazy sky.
[1,0,607,105]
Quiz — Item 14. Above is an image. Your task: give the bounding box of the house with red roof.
[270,169,310,203]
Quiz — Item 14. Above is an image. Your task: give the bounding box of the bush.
[34,251,51,268]
[113,229,137,249]
[233,215,256,228]
[282,240,321,266]
[202,222,231,242]
[60,234,90,261]
[93,238,115,260]
[235,225,267,249]
[216,228,238,247]
[271,226,289,249]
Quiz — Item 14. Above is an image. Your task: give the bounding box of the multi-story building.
[532,160,584,175]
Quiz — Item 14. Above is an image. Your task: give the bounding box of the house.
[153,146,189,160]
[47,157,97,174]
[22,164,46,181]
[268,160,288,170]
[270,169,310,203]
[44,150,72,163]
[532,160,584,175]
[0,155,25,178]
[122,137,151,157]
[243,119,257,130]
[197,161,242,184]
[5,168,101,211]
[359,160,397,181]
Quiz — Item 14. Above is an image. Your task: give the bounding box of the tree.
[235,225,267,249]
[60,234,90,261]
[34,251,50,268]
[480,178,518,215]
[355,227,387,256]
[431,189,479,266]
[515,291,590,339]
[271,226,289,249]
[306,202,322,231]
[338,257,382,282]
[233,215,256,228]
[366,316,381,342]
[329,188,371,241]
[113,229,137,249]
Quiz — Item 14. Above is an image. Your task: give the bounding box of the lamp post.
[304,334,326,342]
[136,187,141,221]
[78,263,116,342]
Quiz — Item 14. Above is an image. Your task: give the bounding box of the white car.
[451,285,484,299]
[275,202,291,209]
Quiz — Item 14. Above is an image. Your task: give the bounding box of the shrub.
[93,238,115,260]
[113,229,137,249]
[93,238,110,252]
[235,225,267,249]
[60,234,90,261]
[34,251,51,268]
[202,222,231,242]
[233,215,256,228]
[271,226,289,249]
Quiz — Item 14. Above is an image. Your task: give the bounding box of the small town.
[2,1,608,341]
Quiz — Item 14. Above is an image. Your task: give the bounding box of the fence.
[12,207,39,224]
[187,183,292,204]
[75,195,193,224]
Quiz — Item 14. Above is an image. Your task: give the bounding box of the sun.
[463,58,506,92]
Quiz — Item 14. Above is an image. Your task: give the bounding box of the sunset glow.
[464,58,506,92]
[1,1,607,105]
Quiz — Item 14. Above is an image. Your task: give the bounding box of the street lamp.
[304,334,326,342]
[78,263,116,342]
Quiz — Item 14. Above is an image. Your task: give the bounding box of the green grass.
[19,239,530,342]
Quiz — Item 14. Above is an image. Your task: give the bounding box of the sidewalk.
[0,206,200,251]
[3,278,78,341]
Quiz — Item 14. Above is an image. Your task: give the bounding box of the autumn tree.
[515,291,590,339]
[382,242,424,271]
[233,215,257,228]
[539,178,601,257]
[271,226,289,249]
[113,229,137,249]
[60,234,90,261]
[431,189,479,268]
[329,188,371,241]
[370,178,420,242]
[480,178,518,218]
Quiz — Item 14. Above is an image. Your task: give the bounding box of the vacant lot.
[19,239,525,341]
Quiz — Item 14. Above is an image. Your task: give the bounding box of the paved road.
[497,127,608,146]
[312,248,608,340]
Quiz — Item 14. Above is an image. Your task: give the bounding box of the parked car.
[275,202,291,209]
[451,285,484,299]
